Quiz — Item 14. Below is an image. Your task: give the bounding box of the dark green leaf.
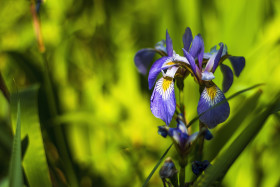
[142,143,173,187]
[193,93,280,187]
[11,85,52,187]
[9,101,23,187]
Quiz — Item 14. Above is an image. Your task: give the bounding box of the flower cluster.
[134,27,245,129]
[134,27,245,183]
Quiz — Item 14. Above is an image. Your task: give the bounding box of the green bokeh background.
[0,0,280,186]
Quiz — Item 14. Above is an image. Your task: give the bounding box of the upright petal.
[134,48,156,75]
[183,27,193,52]
[212,43,224,72]
[197,85,230,128]
[220,64,233,93]
[228,56,245,77]
[151,77,176,125]
[183,49,200,80]
[189,34,204,69]
[148,56,169,89]
[166,30,173,57]
[205,43,224,73]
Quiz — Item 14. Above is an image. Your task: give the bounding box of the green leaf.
[11,85,52,187]
[9,101,23,187]
[203,90,262,162]
[187,83,264,127]
[142,143,173,187]
[193,93,280,187]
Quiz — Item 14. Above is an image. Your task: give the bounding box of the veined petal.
[166,30,173,57]
[201,71,215,81]
[183,49,200,79]
[183,27,193,52]
[197,85,230,128]
[134,48,156,75]
[189,34,204,69]
[220,64,233,93]
[148,56,169,89]
[228,56,245,77]
[151,77,176,125]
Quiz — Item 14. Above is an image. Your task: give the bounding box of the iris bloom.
[149,30,191,125]
[183,40,230,128]
[158,118,198,152]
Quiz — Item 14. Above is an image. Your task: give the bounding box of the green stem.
[179,165,185,187]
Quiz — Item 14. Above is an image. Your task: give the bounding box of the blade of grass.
[142,143,173,187]
[193,93,280,187]
[8,101,23,187]
[11,85,52,187]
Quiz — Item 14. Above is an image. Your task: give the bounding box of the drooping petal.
[189,34,204,69]
[148,56,169,89]
[205,43,224,73]
[220,64,233,93]
[166,30,173,57]
[134,48,156,75]
[228,56,245,77]
[183,49,200,79]
[201,71,215,81]
[151,77,176,125]
[183,27,193,52]
[197,85,230,128]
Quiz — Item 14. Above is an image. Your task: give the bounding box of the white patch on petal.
[155,77,174,100]
[201,86,224,106]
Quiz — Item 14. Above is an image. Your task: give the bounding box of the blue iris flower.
[182,30,245,128]
[148,30,191,125]
[158,118,198,151]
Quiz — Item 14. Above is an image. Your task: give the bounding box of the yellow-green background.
[0,0,280,186]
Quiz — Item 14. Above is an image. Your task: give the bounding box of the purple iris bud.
[159,157,178,179]
[204,129,213,140]
[158,126,169,138]
[192,160,210,176]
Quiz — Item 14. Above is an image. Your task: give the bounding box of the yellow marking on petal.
[166,62,175,66]
[162,77,173,92]
[206,86,217,100]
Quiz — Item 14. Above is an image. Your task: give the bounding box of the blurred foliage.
[0,0,280,186]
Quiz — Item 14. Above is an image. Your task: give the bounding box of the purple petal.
[212,43,224,73]
[166,30,173,57]
[228,56,245,77]
[189,34,204,69]
[220,64,233,93]
[151,77,176,125]
[183,27,193,52]
[183,49,200,79]
[134,48,156,75]
[197,85,230,128]
[148,56,169,89]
